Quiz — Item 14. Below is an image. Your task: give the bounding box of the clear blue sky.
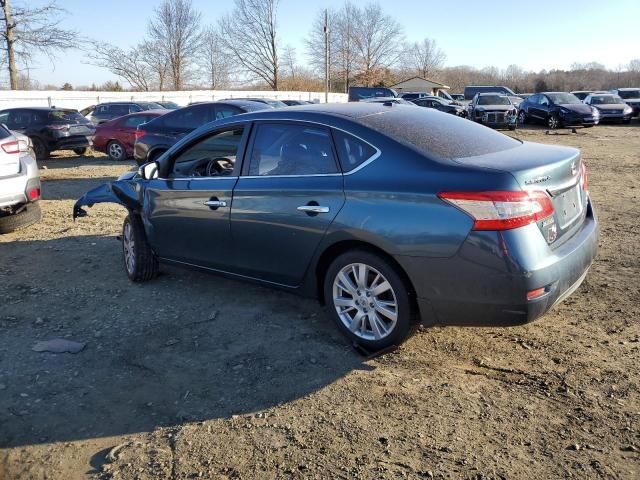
[23,0,640,87]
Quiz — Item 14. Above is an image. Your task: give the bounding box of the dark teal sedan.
[74,103,598,351]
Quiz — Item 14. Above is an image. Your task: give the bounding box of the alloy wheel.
[109,142,124,160]
[332,263,398,341]
[518,111,526,124]
[548,114,559,129]
[123,221,136,275]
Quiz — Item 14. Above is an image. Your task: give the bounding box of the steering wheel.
[205,157,234,177]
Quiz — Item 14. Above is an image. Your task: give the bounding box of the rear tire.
[0,202,42,234]
[31,138,49,160]
[122,214,158,282]
[323,249,414,351]
[73,147,88,155]
[107,141,126,161]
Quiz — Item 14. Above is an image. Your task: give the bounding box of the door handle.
[204,199,227,208]
[297,205,329,214]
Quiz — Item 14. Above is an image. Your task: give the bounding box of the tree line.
[2,0,640,93]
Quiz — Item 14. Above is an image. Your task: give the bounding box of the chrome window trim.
[158,116,382,181]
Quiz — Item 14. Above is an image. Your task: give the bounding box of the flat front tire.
[122,214,158,282]
[324,250,414,351]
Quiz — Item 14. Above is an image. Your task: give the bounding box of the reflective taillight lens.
[1,140,20,154]
[27,187,40,201]
[438,191,554,231]
[134,130,146,139]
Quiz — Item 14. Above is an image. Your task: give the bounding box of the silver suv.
[0,125,41,233]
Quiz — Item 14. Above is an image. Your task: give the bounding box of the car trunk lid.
[452,141,588,245]
[0,138,20,177]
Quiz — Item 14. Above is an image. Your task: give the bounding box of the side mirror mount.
[138,161,159,180]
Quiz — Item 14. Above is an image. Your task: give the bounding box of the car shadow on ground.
[0,234,366,449]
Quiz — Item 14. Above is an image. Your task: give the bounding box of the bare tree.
[88,42,152,91]
[140,40,169,91]
[0,0,80,89]
[404,38,445,79]
[282,45,297,82]
[199,26,231,89]
[351,3,404,86]
[148,0,202,90]
[219,0,279,90]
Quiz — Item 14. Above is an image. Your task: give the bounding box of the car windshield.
[590,95,624,105]
[617,90,640,99]
[48,110,89,124]
[477,95,511,105]
[547,93,581,105]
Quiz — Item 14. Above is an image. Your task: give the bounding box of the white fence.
[0,90,348,111]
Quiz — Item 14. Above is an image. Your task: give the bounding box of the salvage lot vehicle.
[0,107,95,160]
[133,100,268,165]
[584,93,633,123]
[0,125,41,233]
[518,92,600,129]
[225,97,287,108]
[463,85,516,100]
[348,86,397,102]
[468,93,517,129]
[411,96,467,116]
[74,103,598,351]
[362,97,417,106]
[82,102,166,125]
[93,109,169,161]
[610,88,640,117]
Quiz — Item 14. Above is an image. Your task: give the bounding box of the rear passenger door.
[229,122,345,286]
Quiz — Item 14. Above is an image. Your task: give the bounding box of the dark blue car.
[518,92,600,129]
[74,104,598,351]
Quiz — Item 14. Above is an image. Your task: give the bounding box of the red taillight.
[527,287,547,301]
[27,187,40,201]
[1,140,20,154]
[134,130,146,139]
[438,190,554,231]
[581,163,587,190]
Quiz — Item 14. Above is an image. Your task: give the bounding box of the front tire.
[324,250,414,351]
[73,147,88,155]
[547,113,560,129]
[122,214,158,282]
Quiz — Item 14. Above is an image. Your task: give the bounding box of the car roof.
[616,87,640,91]
[129,109,168,115]
[477,92,508,96]
[0,106,78,112]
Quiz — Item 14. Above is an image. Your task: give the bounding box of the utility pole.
[323,9,329,103]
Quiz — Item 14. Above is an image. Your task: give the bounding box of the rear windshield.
[138,102,163,110]
[241,102,270,112]
[477,95,511,105]
[358,107,520,160]
[618,90,640,99]
[48,110,89,124]
[349,87,396,101]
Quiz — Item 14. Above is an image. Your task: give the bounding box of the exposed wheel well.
[315,240,417,306]
[148,148,166,162]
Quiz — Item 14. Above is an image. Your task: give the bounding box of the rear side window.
[110,104,131,116]
[214,105,241,120]
[333,130,376,172]
[122,115,149,128]
[248,123,338,176]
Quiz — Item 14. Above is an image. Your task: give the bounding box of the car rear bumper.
[398,197,599,326]
[46,135,93,152]
[0,155,40,208]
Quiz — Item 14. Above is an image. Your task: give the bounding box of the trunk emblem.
[525,175,551,185]
[570,162,578,176]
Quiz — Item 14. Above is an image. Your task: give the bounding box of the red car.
[92,110,167,161]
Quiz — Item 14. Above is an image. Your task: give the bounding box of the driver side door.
[143,125,249,270]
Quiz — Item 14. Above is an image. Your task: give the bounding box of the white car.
[0,125,41,233]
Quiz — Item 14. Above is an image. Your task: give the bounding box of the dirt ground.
[0,124,638,480]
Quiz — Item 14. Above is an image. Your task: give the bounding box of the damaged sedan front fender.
[73,173,143,220]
